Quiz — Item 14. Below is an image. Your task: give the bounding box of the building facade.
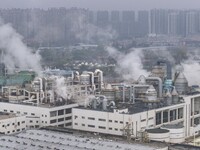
[0,112,26,135]
[0,102,78,129]
[72,94,200,142]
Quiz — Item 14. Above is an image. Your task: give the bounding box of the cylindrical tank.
[146,128,170,142]
[102,84,116,101]
[165,90,172,106]
[80,72,90,85]
[172,88,179,104]
[174,72,188,95]
[84,96,94,108]
[92,98,97,109]
[47,90,54,103]
[146,77,162,98]
[102,98,108,111]
[102,90,116,101]
[164,79,173,90]
[74,71,80,81]
[94,69,103,90]
[145,85,157,101]
[161,124,185,143]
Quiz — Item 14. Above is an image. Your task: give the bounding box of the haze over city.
[0,0,200,150]
[0,0,200,10]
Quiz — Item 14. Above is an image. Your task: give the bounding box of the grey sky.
[0,0,200,10]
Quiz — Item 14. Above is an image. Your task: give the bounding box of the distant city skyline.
[0,8,199,47]
[1,0,200,10]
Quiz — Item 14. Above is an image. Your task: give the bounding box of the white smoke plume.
[53,76,70,100]
[144,47,200,86]
[106,47,149,80]
[171,48,200,85]
[0,20,42,73]
[181,60,200,86]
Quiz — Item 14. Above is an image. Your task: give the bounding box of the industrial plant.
[72,60,199,144]
[0,55,199,149]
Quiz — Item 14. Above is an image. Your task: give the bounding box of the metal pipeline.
[130,84,150,103]
[95,69,103,90]
[87,72,95,91]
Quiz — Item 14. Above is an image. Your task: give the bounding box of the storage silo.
[174,72,188,95]
[146,128,170,142]
[145,85,157,101]
[162,124,185,143]
[165,90,172,106]
[172,87,179,104]
[102,84,116,101]
[80,72,90,85]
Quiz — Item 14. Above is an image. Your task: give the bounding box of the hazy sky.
[0,0,200,10]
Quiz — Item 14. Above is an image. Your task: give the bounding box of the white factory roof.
[0,129,167,150]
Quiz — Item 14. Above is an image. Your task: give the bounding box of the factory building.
[0,68,104,130]
[0,102,77,129]
[71,61,200,144]
[0,59,200,145]
[72,93,194,143]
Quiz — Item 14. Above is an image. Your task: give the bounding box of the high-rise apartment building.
[137,10,149,37]
[110,11,121,34]
[186,11,198,36]
[150,9,168,35]
[96,11,109,28]
[177,11,187,36]
[121,11,136,37]
[168,11,179,35]
[1,8,200,46]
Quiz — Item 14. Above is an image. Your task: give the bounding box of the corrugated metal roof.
[0,129,165,150]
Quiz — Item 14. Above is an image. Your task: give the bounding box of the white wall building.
[0,112,26,135]
[72,94,200,142]
[0,102,78,129]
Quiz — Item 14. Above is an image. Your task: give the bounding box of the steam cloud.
[172,48,200,85]
[106,47,149,80]
[149,48,200,85]
[150,48,200,85]
[53,76,70,100]
[0,20,42,73]
[181,60,200,86]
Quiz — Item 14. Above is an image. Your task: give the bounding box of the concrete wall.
[72,108,156,137]
[0,102,78,128]
[148,132,170,142]
[72,94,200,140]
[0,115,26,135]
